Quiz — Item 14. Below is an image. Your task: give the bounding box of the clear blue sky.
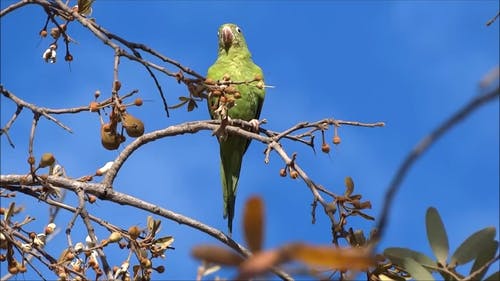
[1,1,499,280]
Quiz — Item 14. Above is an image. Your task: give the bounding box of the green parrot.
[207,23,265,234]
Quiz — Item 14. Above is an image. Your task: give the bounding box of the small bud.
[333,135,341,145]
[28,156,36,165]
[128,225,140,240]
[134,98,143,106]
[65,53,73,62]
[29,232,37,239]
[108,232,122,243]
[290,170,299,179]
[95,161,114,176]
[39,29,48,38]
[204,78,215,85]
[222,73,231,81]
[211,90,222,96]
[94,90,101,98]
[45,223,56,235]
[50,27,60,39]
[279,168,287,177]
[254,74,263,81]
[113,80,121,91]
[87,194,97,203]
[233,92,241,99]
[256,81,264,89]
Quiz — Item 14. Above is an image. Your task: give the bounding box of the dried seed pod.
[134,98,143,106]
[290,170,299,179]
[39,29,48,38]
[321,143,330,153]
[279,168,287,177]
[254,73,263,81]
[333,135,341,145]
[50,27,60,39]
[39,153,55,168]
[100,124,121,150]
[122,113,144,138]
[128,226,140,240]
[204,78,215,85]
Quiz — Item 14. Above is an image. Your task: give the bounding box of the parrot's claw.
[249,119,260,132]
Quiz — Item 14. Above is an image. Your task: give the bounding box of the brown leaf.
[344,176,354,196]
[243,196,264,253]
[284,243,374,271]
[191,245,244,266]
[237,249,288,280]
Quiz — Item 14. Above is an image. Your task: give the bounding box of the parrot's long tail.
[219,136,248,234]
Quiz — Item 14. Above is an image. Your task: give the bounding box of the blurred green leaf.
[469,240,498,280]
[450,226,496,267]
[384,247,436,270]
[426,207,449,264]
[484,271,499,281]
[402,257,435,281]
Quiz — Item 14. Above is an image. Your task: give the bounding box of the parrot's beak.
[221,26,233,51]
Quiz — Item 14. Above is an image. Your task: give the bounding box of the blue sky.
[1,1,499,280]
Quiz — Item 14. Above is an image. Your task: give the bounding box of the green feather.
[207,23,265,234]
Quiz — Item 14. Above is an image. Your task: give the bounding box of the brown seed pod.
[321,143,330,153]
[204,78,215,85]
[122,113,145,138]
[65,53,73,62]
[100,125,121,150]
[333,135,341,145]
[39,153,55,168]
[279,168,287,177]
[94,90,101,99]
[222,73,231,81]
[290,170,299,179]
[254,73,263,81]
[224,85,237,94]
[128,225,140,240]
[50,27,60,39]
[39,29,48,38]
[256,81,265,89]
[233,92,241,99]
[134,98,143,106]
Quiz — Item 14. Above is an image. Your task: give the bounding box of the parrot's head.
[217,23,250,56]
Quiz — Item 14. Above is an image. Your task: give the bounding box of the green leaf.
[384,247,436,270]
[426,207,449,264]
[484,271,500,281]
[469,240,498,280]
[450,226,496,267]
[402,257,435,281]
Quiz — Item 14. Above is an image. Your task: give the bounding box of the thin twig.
[374,86,500,244]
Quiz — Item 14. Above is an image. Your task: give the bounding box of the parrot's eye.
[236,27,241,33]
